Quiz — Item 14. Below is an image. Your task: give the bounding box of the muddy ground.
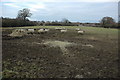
[2,28,119,78]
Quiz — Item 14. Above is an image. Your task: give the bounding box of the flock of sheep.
[55,27,85,34]
[9,27,85,37]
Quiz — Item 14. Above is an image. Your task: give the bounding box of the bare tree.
[17,8,32,20]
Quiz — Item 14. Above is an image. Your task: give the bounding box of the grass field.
[2,26,119,78]
[2,26,118,37]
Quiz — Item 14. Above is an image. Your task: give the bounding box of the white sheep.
[76,28,80,31]
[61,29,67,33]
[38,29,46,33]
[44,29,49,32]
[27,29,35,34]
[55,27,63,30]
[14,29,25,32]
[9,29,27,37]
[78,30,85,35]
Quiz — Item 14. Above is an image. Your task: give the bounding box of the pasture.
[2,26,119,78]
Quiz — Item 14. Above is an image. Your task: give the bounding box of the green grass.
[1,26,118,38]
[1,26,81,29]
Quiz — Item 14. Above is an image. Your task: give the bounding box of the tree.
[17,8,32,20]
[61,18,70,23]
[100,17,116,28]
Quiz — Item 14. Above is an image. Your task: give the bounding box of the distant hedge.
[1,17,79,27]
[1,18,37,27]
[1,17,118,28]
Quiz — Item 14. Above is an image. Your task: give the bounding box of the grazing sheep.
[76,28,80,31]
[61,29,67,33]
[38,29,46,34]
[27,29,35,34]
[55,27,63,30]
[55,27,60,30]
[44,29,49,32]
[78,30,85,35]
[37,28,49,34]
[9,29,27,37]
[15,29,26,32]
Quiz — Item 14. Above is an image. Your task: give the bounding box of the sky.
[0,0,119,23]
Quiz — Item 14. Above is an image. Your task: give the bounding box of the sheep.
[27,29,35,34]
[14,29,27,33]
[44,29,49,32]
[55,27,60,30]
[55,27,63,30]
[61,29,67,33]
[37,28,50,34]
[9,29,27,37]
[76,28,80,31]
[78,30,85,35]
[38,29,46,34]
[15,29,26,32]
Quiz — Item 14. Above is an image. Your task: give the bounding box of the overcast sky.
[0,0,119,23]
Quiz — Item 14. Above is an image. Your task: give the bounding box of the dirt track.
[2,29,119,78]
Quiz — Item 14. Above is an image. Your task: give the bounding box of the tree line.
[1,8,118,28]
[1,17,37,27]
[1,17,80,27]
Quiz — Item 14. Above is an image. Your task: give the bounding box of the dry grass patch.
[43,40,76,55]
